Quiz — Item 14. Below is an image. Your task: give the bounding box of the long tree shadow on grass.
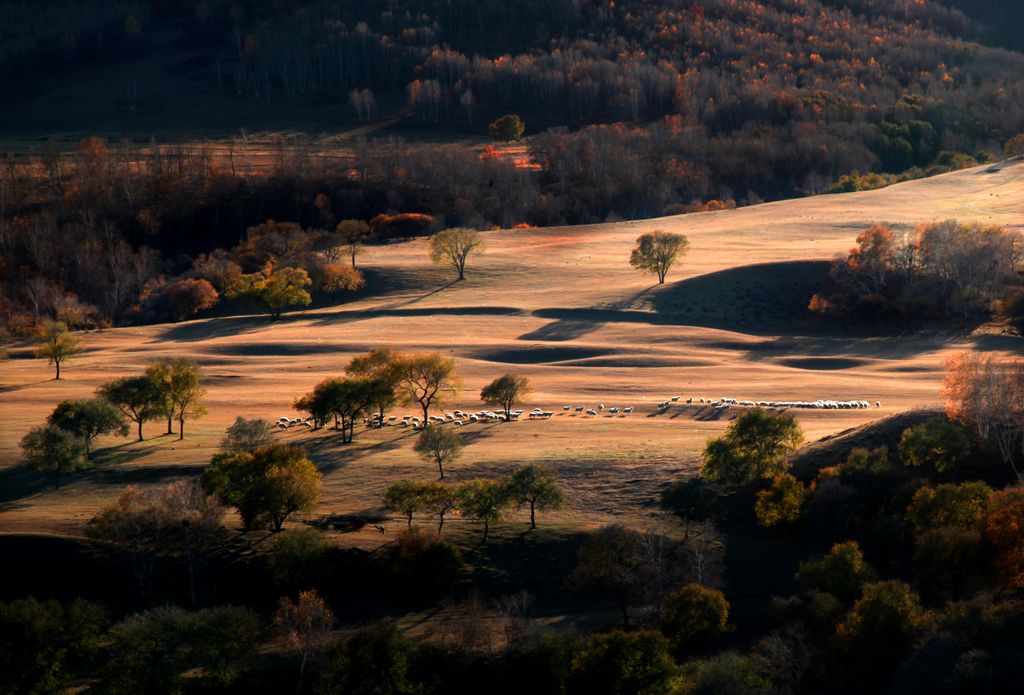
[0,439,171,505]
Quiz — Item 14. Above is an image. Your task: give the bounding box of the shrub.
[268,526,332,591]
[796,541,876,604]
[567,631,679,695]
[679,651,770,695]
[754,473,805,526]
[907,482,991,531]
[660,583,731,655]
[378,527,464,601]
[898,418,971,474]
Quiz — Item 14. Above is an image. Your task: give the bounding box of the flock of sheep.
[668,396,880,411]
[274,394,879,431]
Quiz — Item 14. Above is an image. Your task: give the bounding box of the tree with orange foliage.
[846,224,895,295]
[942,352,1024,480]
[274,590,334,692]
[985,487,1024,589]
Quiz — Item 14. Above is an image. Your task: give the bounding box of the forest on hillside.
[3,0,1024,331]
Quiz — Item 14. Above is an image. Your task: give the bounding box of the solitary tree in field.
[414,426,464,480]
[629,230,689,284]
[429,228,484,281]
[98,376,161,441]
[202,445,321,532]
[458,479,510,543]
[383,480,430,527]
[392,352,462,421]
[335,219,371,268]
[20,425,88,489]
[481,374,530,419]
[274,590,334,693]
[35,320,82,380]
[701,410,803,487]
[488,114,525,142]
[48,399,128,457]
[509,464,564,529]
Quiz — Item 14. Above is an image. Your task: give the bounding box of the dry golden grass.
[2,160,1022,543]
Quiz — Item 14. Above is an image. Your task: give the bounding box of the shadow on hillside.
[515,261,829,343]
[0,464,51,504]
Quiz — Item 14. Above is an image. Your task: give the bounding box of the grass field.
[2,159,1022,545]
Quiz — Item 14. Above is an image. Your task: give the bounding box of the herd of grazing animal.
[275,393,878,433]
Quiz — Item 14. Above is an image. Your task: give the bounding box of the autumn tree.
[428,228,484,280]
[567,631,679,695]
[754,473,805,527]
[202,445,322,532]
[346,348,400,425]
[146,358,207,440]
[480,373,530,418]
[457,479,510,542]
[835,581,926,681]
[274,590,334,693]
[34,320,82,380]
[660,583,731,655]
[659,477,724,538]
[414,426,464,480]
[629,230,689,284]
[102,605,258,694]
[47,398,128,457]
[160,480,226,606]
[509,463,564,529]
[796,541,877,604]
[488,114,525,142]
[314,261,365,295]
[986,487,1024,589]
[222,417,276,452]
[295,377,374,442]
[383,480,430,527]
[335,219,371,268]
[942,352,1024,480]
[392,352,462,421]
[906,482,991,532]
[233,264,312,319]
[0,597,106,695]
[159,278,219,320]
[845,224,896,295]
[420,482,460,534]
[98,376,160,441]
[573,524,646,627]
[898,417,971,474]
[20,425,88,490]
[702,410,803,487]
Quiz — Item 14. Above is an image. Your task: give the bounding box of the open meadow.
[2,160,1023,544]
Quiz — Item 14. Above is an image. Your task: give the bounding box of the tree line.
[810,219,1023,322]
